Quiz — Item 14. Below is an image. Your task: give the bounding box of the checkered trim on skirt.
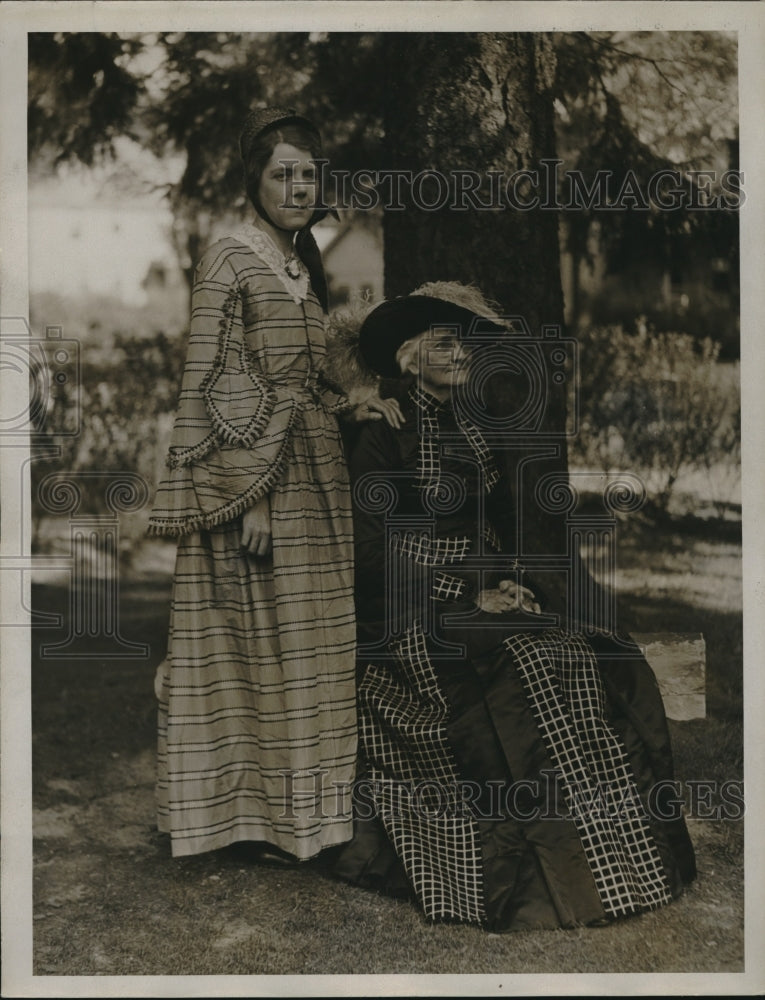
[504,629,672,917]
[358,623,486,924]
[483,522,502,552]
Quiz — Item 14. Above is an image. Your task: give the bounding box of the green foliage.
[30,289,187,345]
[554,32,738,174]
[29,30,736,188]
[26,32,741,498]
[32,315,740,526]
[587,273,740,360]
[28,32,390,203]
[571,325,741,514]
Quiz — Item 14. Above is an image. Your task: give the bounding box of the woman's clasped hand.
[476,579,542,615]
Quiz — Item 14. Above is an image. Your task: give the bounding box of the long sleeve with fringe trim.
[148,239,336,537]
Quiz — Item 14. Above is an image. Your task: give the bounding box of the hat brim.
[255,113,320,140]
[358,295,507,379]
[239,111,321,162]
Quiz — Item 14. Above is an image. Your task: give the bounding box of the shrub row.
[569,326,740,516]
[31,325,741,528]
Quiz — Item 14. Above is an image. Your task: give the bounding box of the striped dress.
[149,227,357,859]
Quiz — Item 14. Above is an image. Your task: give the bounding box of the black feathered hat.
[358,295,507,379]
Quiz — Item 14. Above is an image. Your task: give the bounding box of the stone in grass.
[633,632,706,721]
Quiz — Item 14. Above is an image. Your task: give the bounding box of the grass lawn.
[29,505,744,979]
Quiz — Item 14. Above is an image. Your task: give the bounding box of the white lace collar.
[230,222,311,304]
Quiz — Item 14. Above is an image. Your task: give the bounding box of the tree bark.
[379,33,606,624]
[382,34,561,318]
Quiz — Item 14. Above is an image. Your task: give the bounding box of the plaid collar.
[408,385,499,494]
[409,384,451,414]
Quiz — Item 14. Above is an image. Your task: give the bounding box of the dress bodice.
[230,246,327,391]
[349,385,513,634]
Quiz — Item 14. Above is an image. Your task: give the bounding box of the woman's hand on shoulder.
[241,494,272,558]
[347,390,404,429]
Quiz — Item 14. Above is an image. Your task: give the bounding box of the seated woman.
[331,284,696,932]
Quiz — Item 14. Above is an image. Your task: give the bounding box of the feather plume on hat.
[322,294,382,406]
[411,281,507,326]
[322,281,510,394]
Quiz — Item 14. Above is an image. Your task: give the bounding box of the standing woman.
[149,107,400,861]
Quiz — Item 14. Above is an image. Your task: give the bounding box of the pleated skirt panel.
[157,408,357,859]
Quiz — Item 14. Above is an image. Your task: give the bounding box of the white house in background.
[29,167,385,312]
[28,171,181,307]
[137,216,385,309]
[314,218,384,306]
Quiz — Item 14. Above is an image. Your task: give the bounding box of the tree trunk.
[381,33,601,625]
[382,34,563,324]
[170,199,213,315]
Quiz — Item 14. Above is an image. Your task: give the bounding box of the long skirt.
[334,617,697,930]
[156,412,357,859]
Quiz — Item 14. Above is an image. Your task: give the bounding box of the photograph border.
[2,2,764,996]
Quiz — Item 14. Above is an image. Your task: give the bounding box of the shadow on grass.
[29,529,744,976]
[32,579,170,810]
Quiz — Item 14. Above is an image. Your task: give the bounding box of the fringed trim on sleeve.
[316,370,353,415]
[323,394,354,415]
[166,433,219,470]
[199,282,241,388]
[201,365,277,448]
[147,398,300,538]
[167,283,278,469]
[200,283,278,447]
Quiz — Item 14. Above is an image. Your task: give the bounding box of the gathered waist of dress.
[267,372,325,407]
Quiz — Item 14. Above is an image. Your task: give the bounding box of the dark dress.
[334,384,696,931]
